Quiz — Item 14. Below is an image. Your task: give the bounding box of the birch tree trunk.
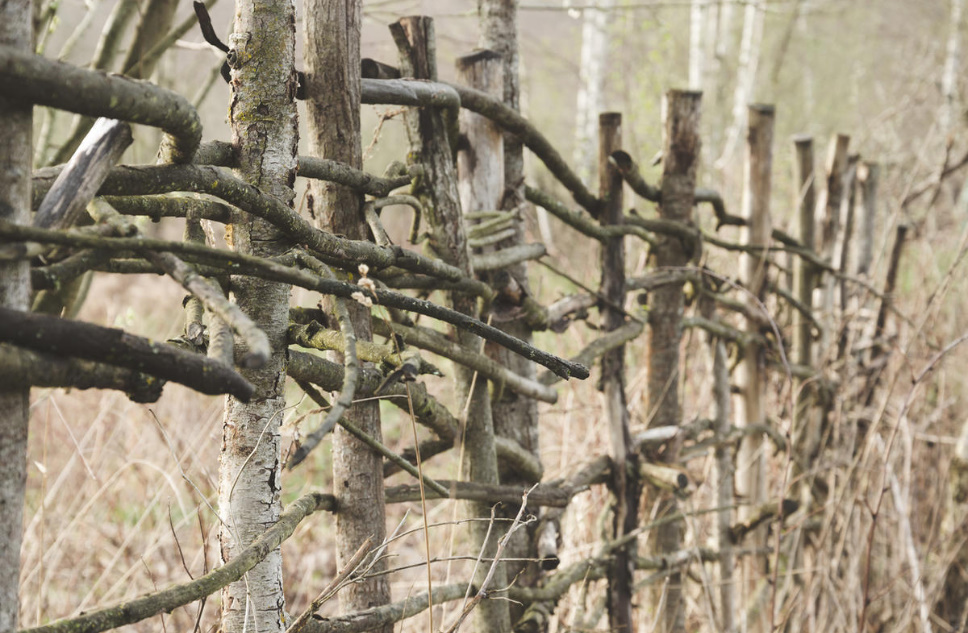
[715,0,764,169]
[303,1,390,625]
[218,0,297,629]
[941,0,964,133]
[0,0,32,629]
[573,0,615,185]
[650,90,702,633]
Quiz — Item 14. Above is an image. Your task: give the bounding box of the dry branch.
[0,306,253,400]
[0,343,164,402]
[0,45,201,162]
[19,492,336,633]
[2,221,587,378]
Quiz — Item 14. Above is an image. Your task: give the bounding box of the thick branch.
[0,306,253,400]
[0,343,164,402]
[0,45,201,162]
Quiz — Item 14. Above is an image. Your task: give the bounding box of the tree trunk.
[218,0,297,630]
[650,90,702,633]
[392,17,510,633]
[0,0,32,630]
[941,0,965,133]
[478,1,543,617]
[303,1,390,625]
[574,0,615,185]
[735,104,774,633]
[715,0,764,169]
[597,112,638,633]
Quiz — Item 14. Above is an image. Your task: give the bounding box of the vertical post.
[736,104,774,633]
[792,134,816,437]
[650,90,702,633]
[478,3,544,606]
[303,1,390,627]
[856,162,880,278]
[597,111,637,633]
[816,133,850,351]
[392,18,510,633]
[0,0,32,629]
[218,0,298,629]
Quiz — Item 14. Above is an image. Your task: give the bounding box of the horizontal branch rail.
[0,45,201,162]
[0,306,253,400]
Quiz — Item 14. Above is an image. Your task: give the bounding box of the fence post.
[391,17,510,633]
[816,134,850,352]
[856,161,880,278]
[597,111,637,633]
[736,103,774,632]
[649,89,702,633]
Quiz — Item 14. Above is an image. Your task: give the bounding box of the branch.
[0,306,254,400]
[372,319,560,402]
[288,350,459,444]
[35,118,132,230]
[19,491,336,633]
[538,321,645,386]
[287,260,360,469]
[0,45,201,163]
[195,140,413,198]
[385,480,570,507]
[88,199,271,368]
[31,163,469,283]
[4,222,588,378]
[0,343,164,403]
[524,185,654,245]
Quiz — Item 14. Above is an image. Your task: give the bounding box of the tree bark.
[596,112,638,633]
[650,90,702,633]
[303,1,390,625]
[574,0,615,185]
[477,1,545,618]
[735,104,774,633]
[0,0,32,629]
[392,17,510,633]
[218,0,298,630]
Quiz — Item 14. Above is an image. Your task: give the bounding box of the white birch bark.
[689,0,709,91]
[218,0,298,630]
[715,0,764,169]
[573,0,615,185]
[941,0,965,132]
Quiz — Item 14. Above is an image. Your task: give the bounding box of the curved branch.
[0,45,201,163]
[19,492,336,633]
[32,164,470,283]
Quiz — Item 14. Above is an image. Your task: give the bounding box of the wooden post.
[816,133,850,352]
[792,135,824,469]
[597,111,637,633]
[392,18,510,633]
[856,162,880,278]
[650,90,702,633]
[304,1,390,627]
[736,104,774,633]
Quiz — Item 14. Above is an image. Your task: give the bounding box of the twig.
[21,492,336,633]
[286,537,374,633]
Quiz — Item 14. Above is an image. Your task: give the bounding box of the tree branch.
[18,491,336,633]
[0,306,254,400]
[0,45,201,163]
